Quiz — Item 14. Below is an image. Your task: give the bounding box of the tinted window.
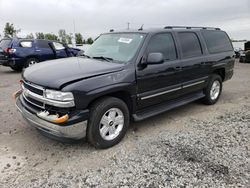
[147,33,177,60]
[20,41,32,48]
[202,31,233,53]
[37,40,51,48]
[0,39,11,49]
[178,32,202,58]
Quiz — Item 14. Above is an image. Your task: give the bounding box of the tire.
[87,97,129,149]
[25,58,39,68]
[202,74,222,105]
[239,58,244,63]
[10,65,23,72]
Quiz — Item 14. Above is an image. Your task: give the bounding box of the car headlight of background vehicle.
[45,89,74,101]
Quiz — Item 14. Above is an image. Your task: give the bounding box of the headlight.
[45,89,74,101]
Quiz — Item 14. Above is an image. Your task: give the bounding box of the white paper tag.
[118,38,133,44]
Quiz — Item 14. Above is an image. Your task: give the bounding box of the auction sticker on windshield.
[118,38,133,44]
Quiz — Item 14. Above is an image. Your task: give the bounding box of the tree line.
[3,22,94,45]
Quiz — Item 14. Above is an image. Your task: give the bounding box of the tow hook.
[37,111,69,124]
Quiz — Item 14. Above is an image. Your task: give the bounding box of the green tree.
[36,32,45,39]
[66,34,73,44]
[86,37,94,44]
[26,33,34,39]
[58,29,67,43]
[75,33,83,44]
[4,22,20,37]
[44,33,59,41]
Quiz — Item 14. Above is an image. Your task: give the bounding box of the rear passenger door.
[137,32,183,108]
[35,40,55,61]
[175,32,209,94]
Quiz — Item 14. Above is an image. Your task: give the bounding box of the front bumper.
[15,95,87,140]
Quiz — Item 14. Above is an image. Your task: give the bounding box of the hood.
[23,57,124,89]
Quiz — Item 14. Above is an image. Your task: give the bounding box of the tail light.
[4,48,16,54]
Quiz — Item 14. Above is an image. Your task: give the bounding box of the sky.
[0,0,250,40]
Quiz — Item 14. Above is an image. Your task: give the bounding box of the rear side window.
[20,41,32,48]
[202,31,233,54]
[147,33,177,61]
[178,32,202,58]
[0,39,11,49]
[37,40,51,48]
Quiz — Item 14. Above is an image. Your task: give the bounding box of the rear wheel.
[25,58,39,68]
[202,74,222,105]
[87,97,129,149]
[10,65,22,72]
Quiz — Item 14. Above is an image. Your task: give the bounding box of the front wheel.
[202,74,222,105]
[87,97,129,149]
[25,58,39,68]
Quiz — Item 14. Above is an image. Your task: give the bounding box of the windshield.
[0,39,11,50]
[84,33,145,62]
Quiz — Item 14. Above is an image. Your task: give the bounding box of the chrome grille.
[22,81,45,109]
[21,81,75,109]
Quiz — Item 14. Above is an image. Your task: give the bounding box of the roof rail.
[164,26,221,30]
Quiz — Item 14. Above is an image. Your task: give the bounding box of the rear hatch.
[0,39,12,63]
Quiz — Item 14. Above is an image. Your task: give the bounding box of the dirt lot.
[0,60,249,187]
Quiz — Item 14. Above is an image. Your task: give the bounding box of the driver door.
[136,33,183,109]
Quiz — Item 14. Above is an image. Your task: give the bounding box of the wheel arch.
[87,90,135,115]
[213,68,225,81]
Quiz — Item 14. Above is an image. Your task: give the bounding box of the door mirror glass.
[147,53,164,64]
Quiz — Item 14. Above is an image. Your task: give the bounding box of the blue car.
[0,38,81,71]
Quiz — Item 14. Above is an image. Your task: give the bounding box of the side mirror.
[147,53,164,64]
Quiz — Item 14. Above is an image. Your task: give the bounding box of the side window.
[53,42,65,50]
[178,32,202,58]
[37,40,51,49]
[20,41,33,48]
[202,30,233,54]
[147,33,177,61]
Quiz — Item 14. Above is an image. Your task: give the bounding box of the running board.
[132,91,205,121]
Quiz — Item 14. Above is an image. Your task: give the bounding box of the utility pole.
[73,20,76,47]
[127,22,130,30]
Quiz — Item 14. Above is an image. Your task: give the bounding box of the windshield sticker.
[118,38,133,44]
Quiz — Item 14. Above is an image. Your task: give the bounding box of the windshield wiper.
[92,56,113,62]
[77,52,91,58]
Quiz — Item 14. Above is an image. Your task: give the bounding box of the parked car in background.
[0,38,82,71]
[14,26,235,148]
[239,51,246,63]
[234,48,242,58]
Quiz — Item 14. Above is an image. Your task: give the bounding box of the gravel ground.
[0,60,250,187]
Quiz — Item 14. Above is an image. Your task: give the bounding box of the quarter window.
[147,33,177,61]
[202,30,233,54]
[178,32,202,58]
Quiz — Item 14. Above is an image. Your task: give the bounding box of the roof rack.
[164,26,220,30]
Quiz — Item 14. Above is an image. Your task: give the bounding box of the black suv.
[14,26,235,148]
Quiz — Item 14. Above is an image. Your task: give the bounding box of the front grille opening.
[26,96,44,107]
[23,82,43,96]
